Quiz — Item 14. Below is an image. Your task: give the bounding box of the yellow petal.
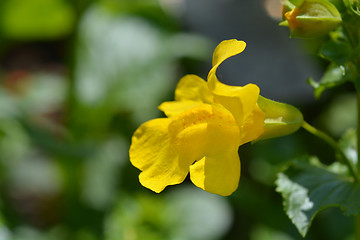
[239,104,265,145]
[129,118,192,193]
[159,101,202,118]
[211,39,246,68]
[168,104,240,160]
[175,74,213,103]
[209,80,261,126]
[158,74,214,117]
[206,40,262,126]
[285,8,301,31]
[189,150,241,196]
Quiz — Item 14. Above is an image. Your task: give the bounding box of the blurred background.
[0,0,357,239]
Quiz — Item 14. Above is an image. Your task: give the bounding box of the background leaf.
[0,0,75,40]
[307,63,350,99]
[104,187,232,240]
[276,156,360,237]
[320,40,352,65]
[338,129,358,166]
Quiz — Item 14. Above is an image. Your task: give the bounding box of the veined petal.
[159,101,202,118]
[189,150,241,196]
[168,104,240,160]
[159,75,214,118]
[170,104,241,196]
[129,118,192,193]
[175,74,213,103]
[209,79,261,126]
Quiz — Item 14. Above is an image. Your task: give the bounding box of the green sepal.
[281,0,296,14]
[279,20,289,27]
[289,0,304,6]
[256,96,304,140]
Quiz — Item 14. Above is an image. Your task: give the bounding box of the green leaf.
[338,129,357,166]
[307,64,349,99]
[327,0,346,11]
[355,76,360,93]
[276,156,360,237]
[343,0,360,16]
[320,40,352,64]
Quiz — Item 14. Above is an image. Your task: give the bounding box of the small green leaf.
[338,129,357,166]
[320,40,352,64]
[276,156,360,237]
[307,64,348,99]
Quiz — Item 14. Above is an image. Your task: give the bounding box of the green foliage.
[320,94,357,136]
[307,27,360,97]
[279,0,360,228]
[71,1,210,138]
[307,64,349,99]
[339,129,358,166]
[104,188,232,240]
[250,225,295,240]
[0,0,358,238]
[276,155,360,237]
[0,0,75,40]
[0,0,214,238]
[343,0,360,16]
[320,38,353,64]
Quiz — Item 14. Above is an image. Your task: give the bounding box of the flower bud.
[281,0,296,18]
[281,0,342,38]
[256,96,304,141]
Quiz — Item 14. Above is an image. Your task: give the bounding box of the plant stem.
[356,214,360,240]
[356,93,360,240]
[357,93,360,177]
[302,121,359,183]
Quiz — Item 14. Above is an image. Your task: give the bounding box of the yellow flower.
[129,39,265,196]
